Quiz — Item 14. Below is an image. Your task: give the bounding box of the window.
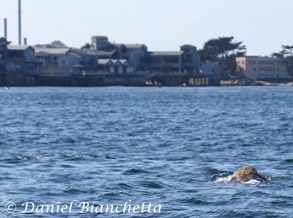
[118,67,123,74]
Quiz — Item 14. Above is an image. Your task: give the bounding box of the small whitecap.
[242,179,262,184]
[213,175,268,184]
[214,175,234,183]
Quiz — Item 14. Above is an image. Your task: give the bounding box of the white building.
[236,56,288,79]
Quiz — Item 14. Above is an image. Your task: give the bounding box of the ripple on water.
[0,87,293,217]
[122,168,151,175]
[140,181,165,189]
[285,159,293,163]
[179,197,211,206]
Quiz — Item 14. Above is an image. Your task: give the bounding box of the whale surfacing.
[230,166,267,183]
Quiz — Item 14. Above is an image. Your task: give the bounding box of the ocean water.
[0,86,292,217]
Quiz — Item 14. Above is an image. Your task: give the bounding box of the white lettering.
[153,205,162,213]
[79,202,89,213]
[132,204,140,213]
[123,200,132,213]
[115,205,122,213]
[22,202,35,214]
[69,200,76,213]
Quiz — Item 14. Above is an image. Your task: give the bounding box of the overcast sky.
[0,0,292,55]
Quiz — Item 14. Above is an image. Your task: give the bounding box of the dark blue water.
[0,87,292,217]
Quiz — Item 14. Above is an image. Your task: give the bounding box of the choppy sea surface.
[0,86,292,218]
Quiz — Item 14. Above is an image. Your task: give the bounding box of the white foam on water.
[214,175,234,183]
[213,175,266,184]
[242,179,262,184]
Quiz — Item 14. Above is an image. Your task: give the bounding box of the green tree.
[282,45,293,57]
[199,36,246,78]
[81,43,91,50]
[271,52,284,58]
[273,45,293,77]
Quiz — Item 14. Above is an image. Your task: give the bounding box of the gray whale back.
[230,166,267,183]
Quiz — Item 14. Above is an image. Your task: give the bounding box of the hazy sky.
[0,0,292,55]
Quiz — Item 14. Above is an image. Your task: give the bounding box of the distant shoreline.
[2,82,293,88]
[220,79,293,87]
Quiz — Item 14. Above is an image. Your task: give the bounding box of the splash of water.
[213,175,268,184]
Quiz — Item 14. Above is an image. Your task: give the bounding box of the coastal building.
[6,45,41,74]
[35,36,204,86]
[91,36,109,50]
[90,36,123,59]
[0,37,9,61]
[0,37,9,85]
[145,45,200,74]
[202,62,220,78]
[97,59,133,74]
[145,51,184,73]
[236,56,288,79]
[90,36,148,71]
[6,45,41,85]
[8,45,37,62]
[0,35,207,86]
[185,62,220,86]
[34,47,82,75]
[86,36,201,75]
[115,44,148,72]
[180,45,201,73]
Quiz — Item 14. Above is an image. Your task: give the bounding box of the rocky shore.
[221,78,293,86]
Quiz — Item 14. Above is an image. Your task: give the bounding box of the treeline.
[199,36,293,78]
[198,36,246,79]
[272,45,293,77]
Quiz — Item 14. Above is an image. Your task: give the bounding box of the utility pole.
[18,0,22,45]
[4,18,7,40]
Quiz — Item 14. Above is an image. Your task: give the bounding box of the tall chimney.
[24,37,27,45]
[4,18,7,40]
[18,0,22,45]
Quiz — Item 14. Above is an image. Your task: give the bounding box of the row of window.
[255,67,279,72]
[109,66,133,74]
[248,61,275,65]
[247,60,286,66]
[258,61,275,65]
[257,73,281,78]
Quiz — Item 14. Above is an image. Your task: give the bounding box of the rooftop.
[8,45,31,51]
[92,36,108,39]
[34,41,68,49]
[83,49,117,56]
[34,48,71,55]
[239,56,285,60]
[98,59,128,65]
[98,59,111,65]
[112,59,127,64]
[150,51,184,56]
[115,43,146,49]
